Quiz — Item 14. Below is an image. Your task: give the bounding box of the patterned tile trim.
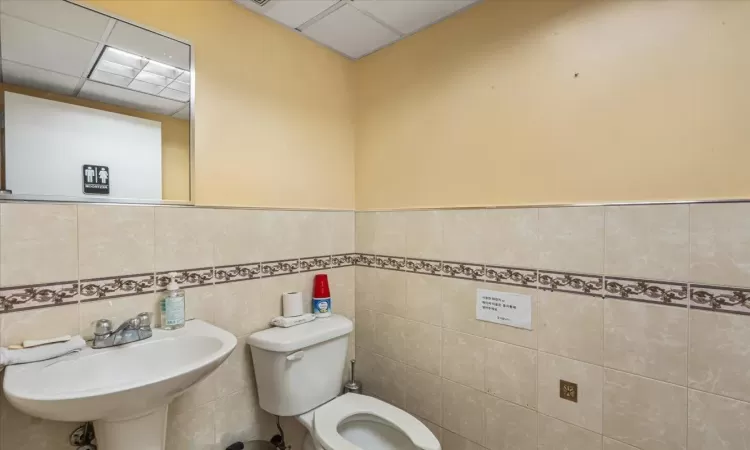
[157,267,214,290]
[605,277,687,307]
[539,270,603,296]
[80,273,155,302]
[214,262,261,285]
[0,281,79,312]
[261,258,299,278]
[442,261,486,280]
[6,251,750,317]
[485,265,537,287]
[690,284,750,315]
[355,253,377,267]
[375,255,406,271]
[331,253,357,268]
[299,256,332,273]
[404,258,442,276]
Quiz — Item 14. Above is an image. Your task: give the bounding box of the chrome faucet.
[92,312,153,349]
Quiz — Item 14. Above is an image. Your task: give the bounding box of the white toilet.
[247,315,440,450]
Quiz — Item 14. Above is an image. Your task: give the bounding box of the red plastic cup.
[313,274,331,298]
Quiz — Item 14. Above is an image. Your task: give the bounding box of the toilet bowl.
[246,315,441,450]
[297,393,439,450]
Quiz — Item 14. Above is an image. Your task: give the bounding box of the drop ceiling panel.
[0,0,110,41]
[264,0,340,29]
[302,4,399,59]
[351,0,478,34]
[79,80,184,116]
[107,21,190,70]
[0,14,98,77]
[1,60,80,95]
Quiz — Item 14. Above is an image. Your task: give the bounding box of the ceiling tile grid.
[1,14,99,77]
[302,4,399,59]
[235,0,481,59]
[0,0,191,119]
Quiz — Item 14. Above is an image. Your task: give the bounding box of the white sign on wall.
[476,288,532,330]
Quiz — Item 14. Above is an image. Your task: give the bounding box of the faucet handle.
[126,317,141,330]
[136,312,151,329]
[94,319,112,336]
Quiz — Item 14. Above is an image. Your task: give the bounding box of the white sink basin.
[3,319,237,450]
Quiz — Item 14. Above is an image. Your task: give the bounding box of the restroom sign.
[476,288,532,330]
[82,165,110,195]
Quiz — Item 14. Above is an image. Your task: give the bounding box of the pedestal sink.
[3,320,237,450]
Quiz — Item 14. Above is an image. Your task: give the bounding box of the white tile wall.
[0,204,355,450]
[355,203,750,450]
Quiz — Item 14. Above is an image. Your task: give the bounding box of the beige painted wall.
[0,83,190,201]
[84,0,356,209]
[354,0,750,210]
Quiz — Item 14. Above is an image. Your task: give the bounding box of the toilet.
[247,315,440,450]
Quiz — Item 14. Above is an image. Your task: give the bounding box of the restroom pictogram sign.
[82,165,110,195]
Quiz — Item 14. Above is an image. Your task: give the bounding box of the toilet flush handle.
[286,351,305,361]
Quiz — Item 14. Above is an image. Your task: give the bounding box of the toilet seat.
[313,393,440,450]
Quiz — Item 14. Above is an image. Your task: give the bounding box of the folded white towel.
[23,335,73,348]
[270,313,316,328]
[0,336,87,367]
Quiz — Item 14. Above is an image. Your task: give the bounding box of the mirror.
[0,0,192,203]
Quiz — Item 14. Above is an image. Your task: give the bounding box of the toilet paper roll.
[282,291,304,318]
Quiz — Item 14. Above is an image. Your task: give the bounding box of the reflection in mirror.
[0,0,192,203]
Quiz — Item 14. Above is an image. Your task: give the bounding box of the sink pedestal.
[94,405,168,450]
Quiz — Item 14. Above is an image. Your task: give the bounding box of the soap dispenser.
[160,272,185,330]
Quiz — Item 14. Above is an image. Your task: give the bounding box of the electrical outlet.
[560,380,578,403]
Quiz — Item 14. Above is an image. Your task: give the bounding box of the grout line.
[363,342,619,443]
[74,204,82,334]
[686,204,692,450]
[152,206,158,306]
[601,206,607,439]
[363,300,750,408]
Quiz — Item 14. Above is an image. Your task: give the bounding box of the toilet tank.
[246,315,353,416]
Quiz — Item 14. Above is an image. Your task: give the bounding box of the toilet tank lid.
[246,315,353,352]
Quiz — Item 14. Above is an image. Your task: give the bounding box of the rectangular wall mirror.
[0,0,193,204]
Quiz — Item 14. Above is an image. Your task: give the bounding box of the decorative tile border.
[404,258,442,276]
[538,271,603,296]
[214,262,261,285]
[355,253,377,267]
[299,256,331,272]
[0,281,79,312]
[331,253,357,268]
[157,267,214,290]
[261,258,299,278]
[442,261,485,280]
[485,265,537,288]
[80,273,155,302]
[605,277,687,307]
[375,255,406,271]
[4,250,750,317]
[690,284,750,315]
[0,254,352,314]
